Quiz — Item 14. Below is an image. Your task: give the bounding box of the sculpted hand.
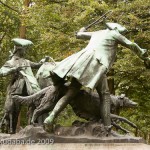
[75,27,87,36]
[39,56,50,64]
[11,66,22,72]
[141,49,148,57]
[79,27,87,32]
[144,57,150,69]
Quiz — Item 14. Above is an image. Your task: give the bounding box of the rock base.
[0,125,149,150]
[0,125,145,144]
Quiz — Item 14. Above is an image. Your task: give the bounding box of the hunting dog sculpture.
[13,84,137,134]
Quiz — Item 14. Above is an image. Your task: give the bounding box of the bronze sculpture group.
[0,19,149,137]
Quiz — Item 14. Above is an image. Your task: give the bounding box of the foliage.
[0,0,149,143]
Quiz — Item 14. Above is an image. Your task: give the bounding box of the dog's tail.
[12,86,50,106]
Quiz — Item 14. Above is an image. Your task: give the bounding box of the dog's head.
[118,94,138,108]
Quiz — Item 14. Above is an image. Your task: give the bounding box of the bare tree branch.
[0,32,6,44]
[0,1,19,13]
[48,0,68,3]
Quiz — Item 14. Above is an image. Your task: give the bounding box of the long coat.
[1,56,41,95]
[53,29,144,89]
[0,55,41,113]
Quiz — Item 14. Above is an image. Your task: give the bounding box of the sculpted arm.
[30,56,50,69]
[115,31,148,60]
[0,64,17,77]
[76,27,93,40]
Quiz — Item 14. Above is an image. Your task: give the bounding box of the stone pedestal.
[0,125,149,150]
[0,143,150,150]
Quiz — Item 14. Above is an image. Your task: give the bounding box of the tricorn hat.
[12,38,33,47]
[105,23,128,33]
[11,38,33,54]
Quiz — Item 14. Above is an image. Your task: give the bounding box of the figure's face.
[15,46,26,57]
[19,48,26,56]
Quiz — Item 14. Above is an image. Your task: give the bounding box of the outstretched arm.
[30,56,50,69]
[114,31,148,60]
[76,27,93,40]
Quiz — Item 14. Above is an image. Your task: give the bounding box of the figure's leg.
[0,113,6,129]
[32,83,67,124]
[6,117,10,133]
[96,72,111,134]
[44,78,81,125]
[13,101,21,133]
[27,105,36,124]
[31,103,54,124]
[9,113,13,134]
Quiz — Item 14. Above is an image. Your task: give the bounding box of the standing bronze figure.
[44,22,149,135]
[0,38,42,133]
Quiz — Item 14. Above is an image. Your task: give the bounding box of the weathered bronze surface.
[0,38,42,133]
[13,81,137,135]
[0,21,149,142]
[44,22,149,134]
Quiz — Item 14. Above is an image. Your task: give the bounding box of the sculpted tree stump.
[53,121,108,137]
[87,123,107,137]
[54,125,85,136]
